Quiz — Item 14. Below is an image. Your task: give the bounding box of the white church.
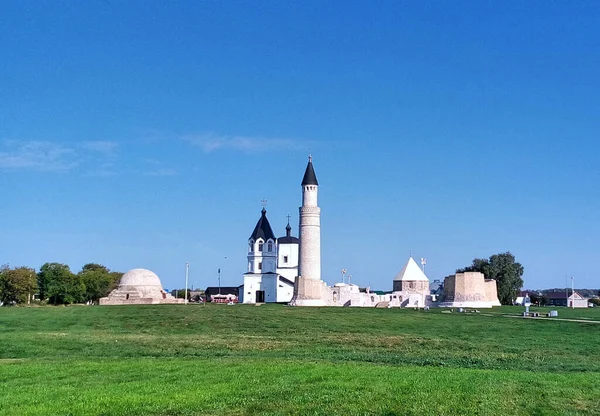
[239,156,435,308]
[239,208,299,304]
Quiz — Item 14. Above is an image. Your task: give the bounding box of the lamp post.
[185,262,189,305]
[341,269,347,284]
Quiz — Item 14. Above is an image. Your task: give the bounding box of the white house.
[569,292,589,308]
[241,208,298,303]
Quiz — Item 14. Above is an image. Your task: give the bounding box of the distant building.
[546,291,588,308]
[205,286,240,303]
[100,269,184,305]
[429,279,443,301]
[439,271,501,308]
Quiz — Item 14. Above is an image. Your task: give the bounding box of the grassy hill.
[1,304,599,415]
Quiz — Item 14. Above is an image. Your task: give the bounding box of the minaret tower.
[298,155,321,281]
[292,155,327,306]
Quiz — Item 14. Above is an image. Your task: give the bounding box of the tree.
[78,264,121,303]
[81,263,110,273]
[38,263,85,305]
[457,252,524,305]
[171,289,190,300]
[0,266,37,305]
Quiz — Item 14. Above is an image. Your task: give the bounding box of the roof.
[393,257,429,282]
[429,279,443,294]
[278,220,299,244]
[249,208,276,242]
[119,268,163,287]
[205,287,239,296]
[546,291,571,300]
[301,156,319,186]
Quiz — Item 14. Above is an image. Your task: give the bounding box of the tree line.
[0,263,122,306]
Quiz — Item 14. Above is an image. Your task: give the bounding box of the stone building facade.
[100,268,184,305]
[439,271,500,308]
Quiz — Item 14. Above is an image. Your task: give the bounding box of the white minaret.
[292,155,327,306]
[298,155,321,280]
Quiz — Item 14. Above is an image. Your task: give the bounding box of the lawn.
[1,304,599,415]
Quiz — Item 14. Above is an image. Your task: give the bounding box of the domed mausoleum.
[99,268,184,305]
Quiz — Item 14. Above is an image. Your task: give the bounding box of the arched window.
[249,240,254,252]
[258,241,263,252]
[267,241,273,252]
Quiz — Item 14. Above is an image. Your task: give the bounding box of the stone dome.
[119,268,163,287]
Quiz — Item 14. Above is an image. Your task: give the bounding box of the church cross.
[286,214,291,223]
[261,199,268,208]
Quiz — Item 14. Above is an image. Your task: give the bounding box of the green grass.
[1,304,599,415]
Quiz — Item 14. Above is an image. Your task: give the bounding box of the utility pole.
[218,268,221,295]
[571,276,575,309]
[185,262,189,305]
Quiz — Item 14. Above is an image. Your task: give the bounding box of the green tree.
[0,266,37,305]
[457,252,524,305]
[78,264,121,303]
[171,289,190,300]
[39,263,85,305]
[81,263,110,273]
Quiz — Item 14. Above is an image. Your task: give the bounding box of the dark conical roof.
[278,219,299,244]
[249,208,276,241]
[301,155,319,186]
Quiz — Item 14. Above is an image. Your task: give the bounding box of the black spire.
[285,220,292,237]
[249,208,276,241]
[301,155,319,186]
[278,216,299,244]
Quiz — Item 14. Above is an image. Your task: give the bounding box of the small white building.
[569,292,589,308]
[391,257,431,308]
[242,208,298,303]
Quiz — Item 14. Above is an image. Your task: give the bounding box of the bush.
[589,298,600,307]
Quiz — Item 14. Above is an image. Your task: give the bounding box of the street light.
[341,269,347,284]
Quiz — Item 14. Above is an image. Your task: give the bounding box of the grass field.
[1,304,599,415]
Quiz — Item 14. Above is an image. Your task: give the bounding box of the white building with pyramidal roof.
[390,256,431,307]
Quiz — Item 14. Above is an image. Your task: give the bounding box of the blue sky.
[1,1,598,290]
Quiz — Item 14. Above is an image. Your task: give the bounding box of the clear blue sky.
[1,1,598,291]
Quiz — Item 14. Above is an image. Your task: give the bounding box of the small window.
[283,255,288,263]
[267,241,273,252]
[258,262,262,271]
[258,242,263,252]
[249,240,254,252]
